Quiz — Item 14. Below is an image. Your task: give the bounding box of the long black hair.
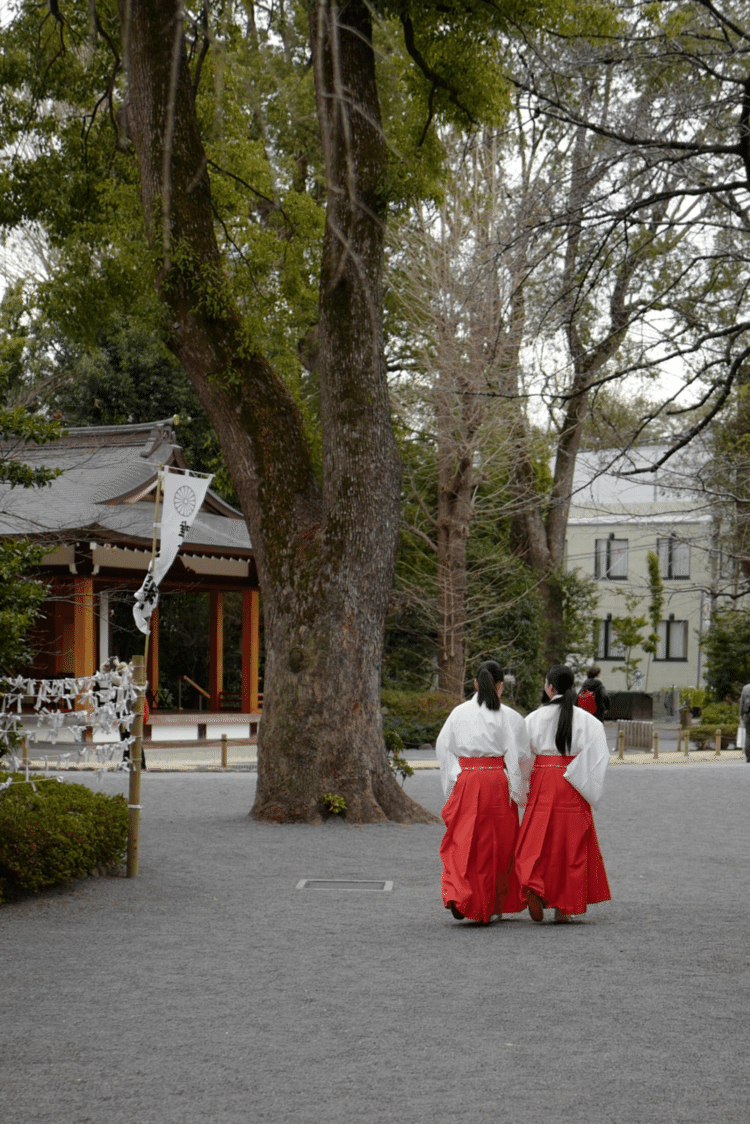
[545,664,576,755]
[475,660,504,710]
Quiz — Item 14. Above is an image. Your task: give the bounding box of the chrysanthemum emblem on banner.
[133,467,213,635]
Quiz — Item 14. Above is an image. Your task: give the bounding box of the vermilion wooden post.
[73,576,96,679]
[241,588,260,712]
[209,591,224,711]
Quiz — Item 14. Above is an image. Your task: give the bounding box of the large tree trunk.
[119,0,437,823]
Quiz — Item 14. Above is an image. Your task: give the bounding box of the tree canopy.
[2,0,750,811]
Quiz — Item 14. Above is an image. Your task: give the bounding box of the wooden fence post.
[653,730,659,760]
[127,655,145,879]
[618,730,624,760]
[715,728,721,756]
[221,733,228,768]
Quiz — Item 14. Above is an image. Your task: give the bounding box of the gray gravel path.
[2,763,748,1124]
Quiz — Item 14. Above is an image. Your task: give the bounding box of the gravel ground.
[2,763,748,1124]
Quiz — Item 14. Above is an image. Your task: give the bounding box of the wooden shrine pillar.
[73,576,96,680]
[54,595,74,675]
[98,590,110,667]
[241,588,260,712]
[209,591,224,711]
[147,605,159,708]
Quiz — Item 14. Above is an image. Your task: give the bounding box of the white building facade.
[565,447,713,695]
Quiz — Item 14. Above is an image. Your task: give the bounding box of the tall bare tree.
[503,2,750,655]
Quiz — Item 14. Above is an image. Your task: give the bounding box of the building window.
[597,616,625,660]
[595,535,628,580]
[654,617,688,661]
[657,536,690,580]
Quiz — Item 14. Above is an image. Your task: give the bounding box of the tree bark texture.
[435,371,477,700]
[119,0,437,823]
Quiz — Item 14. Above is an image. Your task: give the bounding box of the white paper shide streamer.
[0,669,141,778]
[133,468,212,635]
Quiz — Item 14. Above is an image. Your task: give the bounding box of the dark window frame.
[594,534,629,581]
[597,616,625,661]
[657,535,690,580]
[654,616,689,662]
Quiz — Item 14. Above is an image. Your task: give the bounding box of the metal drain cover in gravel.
[296,879,393,892]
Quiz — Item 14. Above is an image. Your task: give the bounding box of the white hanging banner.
[133,468,213,635]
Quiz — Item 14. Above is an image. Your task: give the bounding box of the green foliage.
[0,282,66,673]
[701,609,750,701]
[581,388,671,451]
[464,535,548,711]
[547,567,600,678]
[611,592,648,688]
[0,775,127,903]
[0,404,65,487]
[384,728,415,784]
[320,792,347,817]
[0,540,48,674]
[0,3,326,490]
[680,686,708,710]
[699,701,738,727]
[688,725,737,751]
[381,688,453,747]
[642,551,664,658]
[46,315,241,504]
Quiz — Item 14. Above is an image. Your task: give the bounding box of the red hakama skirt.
[440,757,524,921]
[514,756,611,916]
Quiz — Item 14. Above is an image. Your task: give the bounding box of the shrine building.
[0,419,261,735]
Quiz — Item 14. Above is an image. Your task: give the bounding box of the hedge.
[380,689,525,748]
[699,702,739,727]
[688,725,739,752]
[381,690,454,748]
[0,774,128,903]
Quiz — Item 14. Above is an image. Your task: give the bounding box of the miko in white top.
[525,700,610,809]
[436,695,533,807]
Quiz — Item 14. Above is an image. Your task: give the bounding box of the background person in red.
[577,665,610,722]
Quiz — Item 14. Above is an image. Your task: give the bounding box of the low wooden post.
[221,733,228,768]
[618,730,624,760]
[127,655,145,879]
[653,730,659,760]
[683,729,690,756]
[715,728,721,756]
[22,733,29,767]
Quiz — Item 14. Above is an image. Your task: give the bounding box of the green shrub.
[381,689,455,722]
[700,702,738,727]
[0,774,128,903]
[381,689,454,748]
[384,729,414,784]
[320,792,347,816]
[688,725,737,751]
[382,687,452,750]
[680,686,709,711]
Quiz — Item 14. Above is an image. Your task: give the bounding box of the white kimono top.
[435,696,533,807]
[525,700,610,809]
